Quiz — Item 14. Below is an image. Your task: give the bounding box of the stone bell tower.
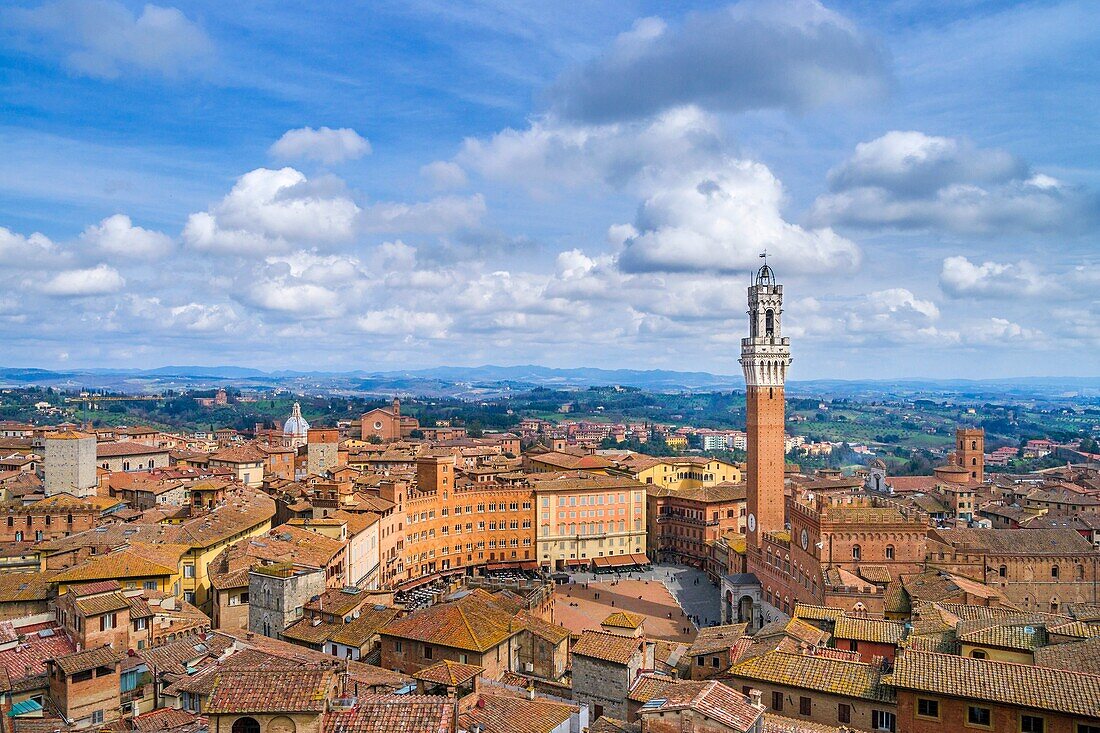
[740,262,791,550]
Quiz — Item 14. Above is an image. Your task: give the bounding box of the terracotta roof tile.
[413,660,484,686]
[52,547,180,584]
[687,624,748,656]
[571,630,643,666]
[131,708,199,732]
[1034,636,1100,676]
[727,651,893,703]
[51,645,122,676]
[207,668,334,713]
[890,649,1100,717]
[323,694,453,733]
[602,611,645,629]
[74,592,130,617]
[833,617,906,645]
[639,680,762,732]
[381,593,520,653]
[628,673,673,704]
[459,692,578,733]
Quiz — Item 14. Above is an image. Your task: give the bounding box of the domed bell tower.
[740,262,791,550]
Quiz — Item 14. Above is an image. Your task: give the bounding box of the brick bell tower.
[740,261,791,551]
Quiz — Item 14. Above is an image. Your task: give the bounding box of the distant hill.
[1,364,1098,400]
[367,364,742,390]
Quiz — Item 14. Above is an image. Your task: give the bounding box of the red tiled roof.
[322,694,453,733]
[131,707,198,732]
[459,692,578,733]
[206,669,333,713]
[97,441,168,457]
[640,680,762,732]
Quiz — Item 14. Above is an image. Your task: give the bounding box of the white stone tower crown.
[740,263,792,387]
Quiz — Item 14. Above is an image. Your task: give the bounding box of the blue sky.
[0,0,1097,379]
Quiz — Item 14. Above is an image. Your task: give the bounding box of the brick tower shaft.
[740,262,792,550]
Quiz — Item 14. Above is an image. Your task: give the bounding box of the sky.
[0,0,1097,379]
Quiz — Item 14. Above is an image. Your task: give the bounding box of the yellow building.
[51,543,188,595]
[613,455,742,490]
[531,473,647,572]
[523,450,613,475]
[664,435,688,450]
[43,490,275,614]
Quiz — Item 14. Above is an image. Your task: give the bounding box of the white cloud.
[617,162,860,275]
[458,106,723,191]
[264,250,364,284]
[246,278,342,318]
[80,214,172,259]
[812,131,1100,235]
[378,240,418,271]
[826,131,1024,194]
[13,0,213,79]
[969,317,1039,344]
[183,168,360,254]
[361,194,486,234]
[0,227,58,267]
[420,161,468,190]
[357,307,452,339]
[270,127,371,165]
[940,256,1045,298]
[168,303,238,332]
[39,264,125,296]
[866,288,940,320]
[548,0,888,123]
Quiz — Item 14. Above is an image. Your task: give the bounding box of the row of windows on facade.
[407,520,533,541]
[6,514,76,526]
[996,563,1086,580]
[412,538,532,558]
[762,555,821,595]
[408,501,533,523]
[103,459,159,471]
[749,687,894,731]
[542,493,644,507]
[541,520,645,534]
[540,548,641,560]
[918,697,1058,733]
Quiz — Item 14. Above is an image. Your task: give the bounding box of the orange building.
[954,427,985,483]
[398,454,535,588]
[646,483,746,568]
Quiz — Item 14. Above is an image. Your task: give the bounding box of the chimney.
[749,689,764,710]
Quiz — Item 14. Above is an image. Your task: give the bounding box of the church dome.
[283,402,310,437]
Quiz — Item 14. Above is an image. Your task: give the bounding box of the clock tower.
[740,262,791,550]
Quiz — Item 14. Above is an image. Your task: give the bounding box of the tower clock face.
[801,529,809,551]
[747,513,756,532]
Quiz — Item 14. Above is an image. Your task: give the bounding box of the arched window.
[232,718,261,733]
[765,309,775,337]
[1050,598,1060,613]
[998,565,1007,578]
[1051,565,1060,579]
[885,545,895,560]
[852,544,861,560]
[972,457,977,466]
[971,441,977,450]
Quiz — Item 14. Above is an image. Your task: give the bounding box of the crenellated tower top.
[740,262,792,388]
